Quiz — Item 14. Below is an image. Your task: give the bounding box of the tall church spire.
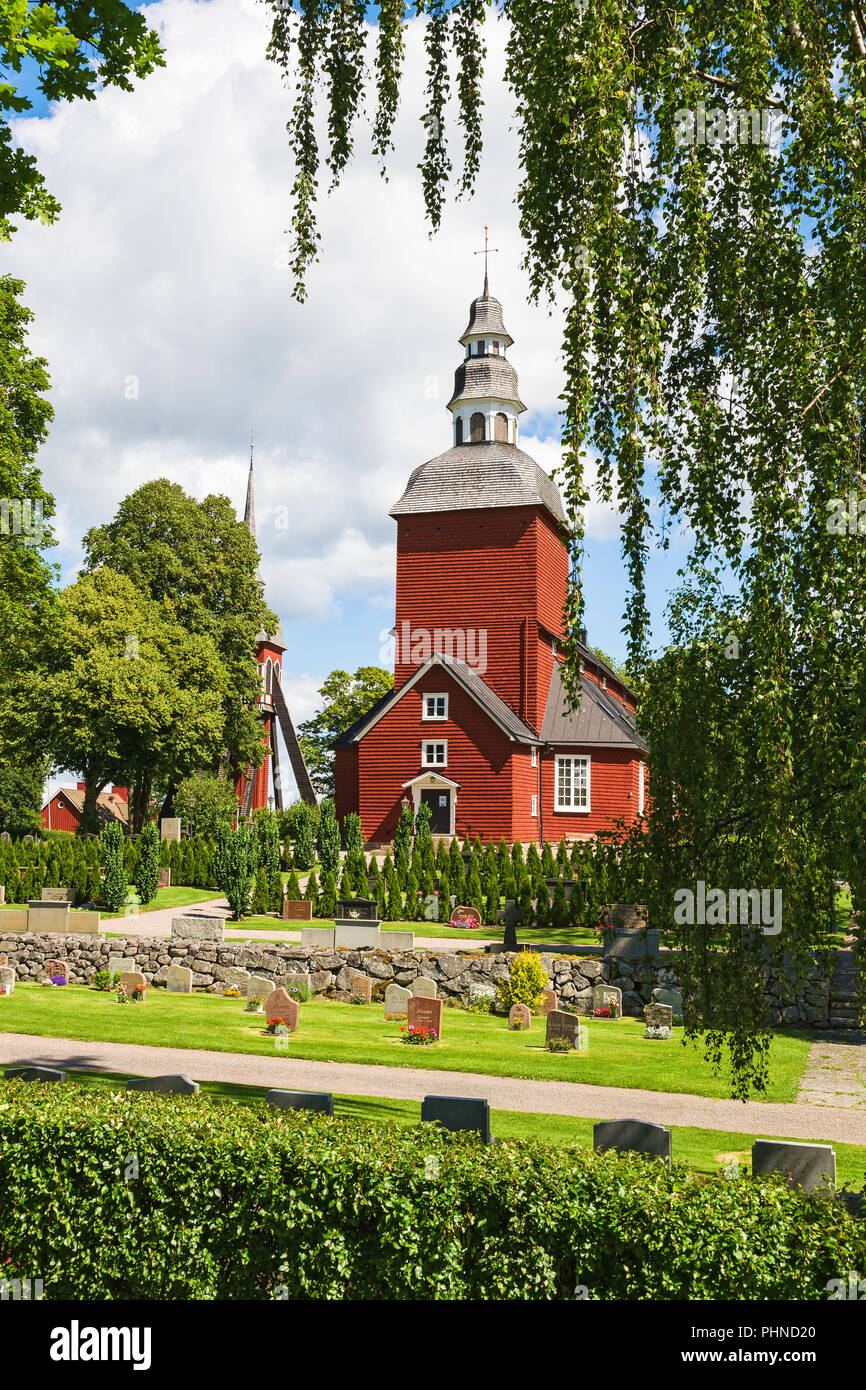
[244,430,256,539]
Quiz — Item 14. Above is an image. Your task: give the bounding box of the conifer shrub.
[496,949,549,1012]
[134,823,160,906]
[316,870,335,919]
[316,800,341,876]
[99,822,128,914]
[292,804,316,871]
[284,869,302,902]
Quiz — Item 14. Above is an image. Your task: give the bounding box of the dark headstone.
[265,1090,334,1115]
[751,1139,836,1194]
[502,899,519,951]
[593,1118,672,1163]
[335,897,378,921]
[421,1094,491,1144]
[5,1066,67,1084]
[125,1074,199,1095]
[282,899,313,921]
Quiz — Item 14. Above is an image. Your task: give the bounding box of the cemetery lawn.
[1,985,812,1101]
[30,1067,866,1189]
[223,915,601,945]
[97,887,223,919]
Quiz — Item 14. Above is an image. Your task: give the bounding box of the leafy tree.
[82,481,274,813]
[316,798,341,875]
[174,773,238,841]
[297,666,393,796]
[134,822,159,906]
[32,569,226,834]
[99,821,126,914]
[1,1,163,241]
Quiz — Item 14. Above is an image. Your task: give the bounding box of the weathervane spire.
[474,225,499,295]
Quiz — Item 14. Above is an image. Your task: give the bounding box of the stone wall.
[0,932,833,1026]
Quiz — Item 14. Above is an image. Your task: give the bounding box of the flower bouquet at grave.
[130,984,145,1003]
[400,1024,437,1046]
[266,1017,291,1035]
[245,994,263,1013]
[593,1006,613,1018]
[384,1012,407,1021]
[547,1035,573,1053]
[223,986,242,998]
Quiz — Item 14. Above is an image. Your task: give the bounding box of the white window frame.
[531,794,538,818]
[638,761,645,816]
[422,741,447,767]
[531,746,537,768]
[555,755,591,812]
[422,692,448,721]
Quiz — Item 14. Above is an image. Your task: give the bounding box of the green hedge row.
[1,1084,863,1300]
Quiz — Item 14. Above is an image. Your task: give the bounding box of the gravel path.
[105,899,494,951]
[2,1031,865,1144]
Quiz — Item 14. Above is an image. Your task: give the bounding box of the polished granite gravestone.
[421,1094,492,1145]
[265,1090,334,1115]
[126,1074,199,1095]
[5,1065,66,1084]
[751,1139,836,1194]
[593,1118,672,1163]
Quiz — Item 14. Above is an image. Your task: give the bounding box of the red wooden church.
[336,277,647,845]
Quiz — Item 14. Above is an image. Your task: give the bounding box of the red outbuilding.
[336,277,647,845]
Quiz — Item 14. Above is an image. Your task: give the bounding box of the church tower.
[334,271,645,846]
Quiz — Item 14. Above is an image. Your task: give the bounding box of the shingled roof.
[332,652,540,747]
[460,291,513,346]
[447,355,525,411]
[49,787,130,828]
[541,664,646,750]
[390,442,568,525]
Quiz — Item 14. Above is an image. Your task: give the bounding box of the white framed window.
[422,693,448,720]
[423,741,447,767]
[531,794,538,817]
[555,755,590,812]
[602,675,607,689]
[638,761,645,816]
[552,640,558,657]
[531,746,537,768]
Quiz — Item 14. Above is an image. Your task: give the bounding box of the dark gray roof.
[332,652,540,747]
[448,355,525,411]
[541,664,646,750]
[390,442,567,525]
[460,292,512,345]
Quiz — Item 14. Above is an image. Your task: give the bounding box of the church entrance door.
[420,788,451,834]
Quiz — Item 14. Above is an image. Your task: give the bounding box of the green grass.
[98,886,223,919]
[220,913,600,945]
[19,1065,866,1189]
[0,984,812,1101]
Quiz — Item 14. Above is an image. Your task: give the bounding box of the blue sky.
[8,0,690,798]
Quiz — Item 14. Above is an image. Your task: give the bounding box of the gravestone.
[384,983,411,1016]
[0,831,9,847]
[171,915,223,942]
[592,983,622,1016]
[41,887,69,903]
[0,966,15,996]
[546,1010,583,1049]
[751,1140,836,1194]
[539,988,558,1015]
[265,1090,334,1115]
[411,976,438,999]
[0,886,4,903]
[335,897,378,921]
[44,959,69,982]
[120,971,146,996]
[653,987,683,1019]
[158,867,171,888]
[0,955,7,965]
[282,899,312,921]
[450,905,482,929]
[165,964,193,994]
[265,987,300,1030]
[508,1003,531,1030]
[247,975,275,1000]
[407,995,443,1038]
[126,1074,199,1095]
[5,1065,66,1084]
[644,1003,673,1029]
[594,1119,672,1163]
[421,1095,491,1144]
[109,956,135,976]
[349,972,372,1002]
[160,818,181,843]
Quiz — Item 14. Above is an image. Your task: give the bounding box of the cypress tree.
[404,869,419,920]
[541,840,556,876]
[304,869,319,904]
[317,870,336,919]
[100,822,128,913]
[556,839,571,878]
[252,866,270,916]
[386,877,403,922]
[375,876,388,921]
[284,868,302,901]
[134,823,160,906]
[316,799,341,876]
[465,858,483,915]
[437,869,451,922]
[551,879,569,930]
[484,864,500,926]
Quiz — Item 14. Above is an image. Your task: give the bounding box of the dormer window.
[491,340,500,354]
[476,339,486,355]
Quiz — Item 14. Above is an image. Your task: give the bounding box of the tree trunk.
[79,773,103,836]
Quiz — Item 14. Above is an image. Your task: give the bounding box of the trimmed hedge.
[0,1083,863,1300]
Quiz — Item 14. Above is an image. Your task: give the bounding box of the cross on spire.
[474,225,499,295]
